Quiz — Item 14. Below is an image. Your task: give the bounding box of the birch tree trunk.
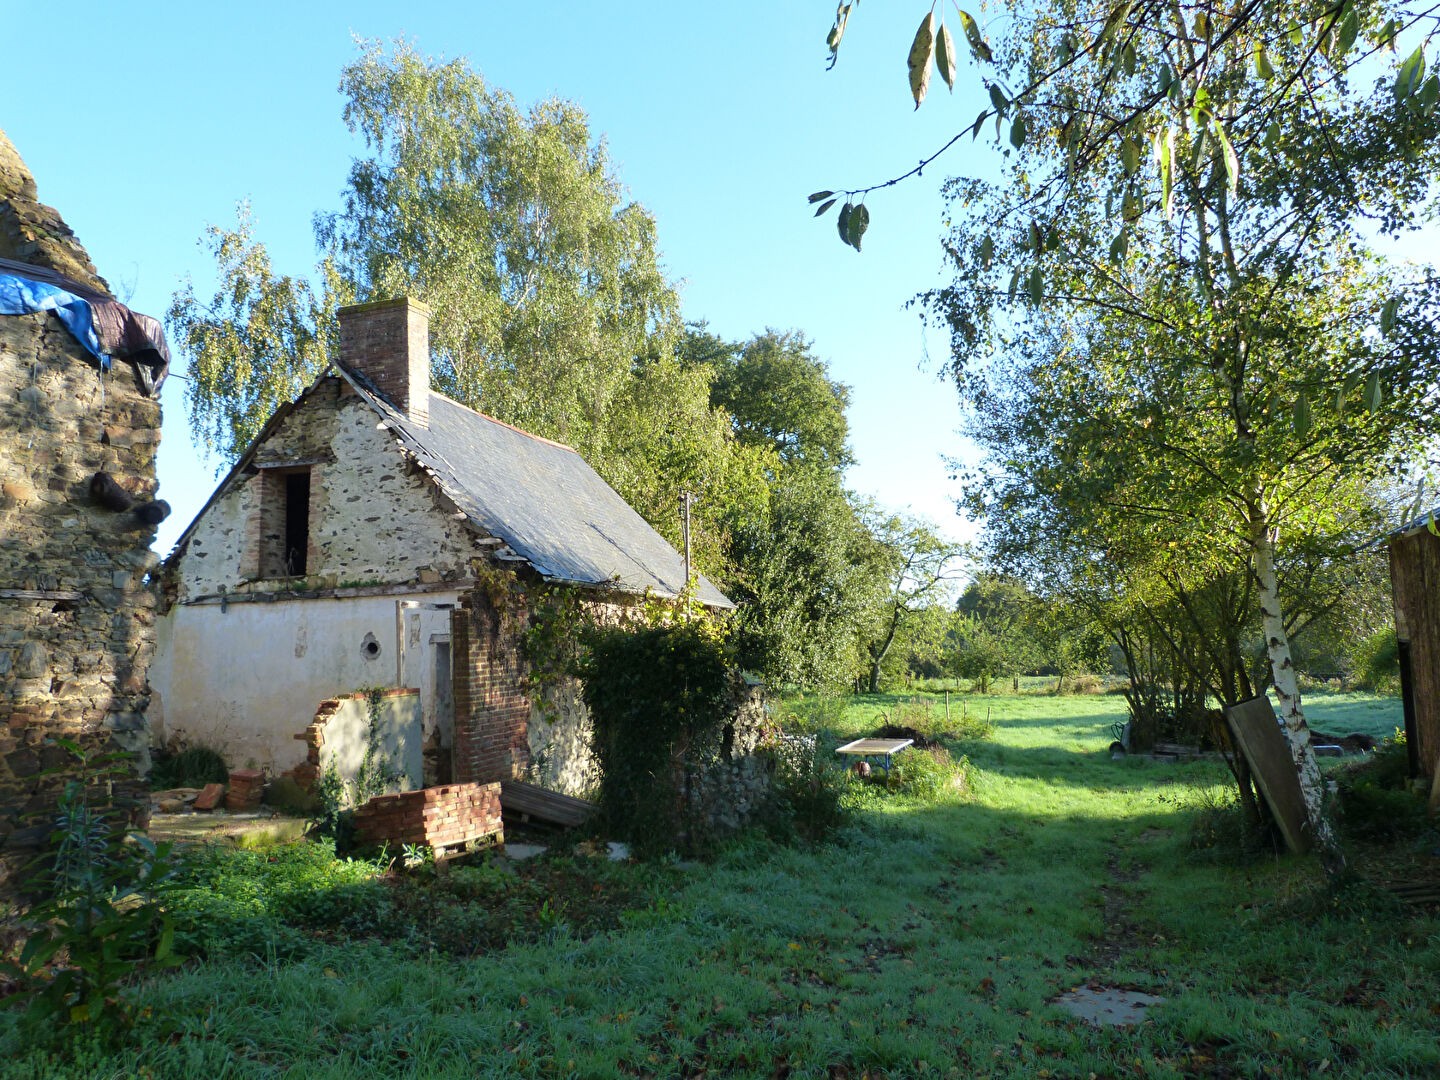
[1249,495,1345,873]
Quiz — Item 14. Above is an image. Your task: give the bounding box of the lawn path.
[7,691,1435,1079]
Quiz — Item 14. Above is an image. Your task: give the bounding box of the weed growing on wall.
[311,690,403,846]
[354,688,403,805]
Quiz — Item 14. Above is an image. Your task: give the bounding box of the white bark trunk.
[1249,501,1344,870]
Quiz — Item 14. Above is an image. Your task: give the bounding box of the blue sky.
[2,2,1002,554]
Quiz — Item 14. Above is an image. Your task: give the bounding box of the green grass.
[5,690,1433,1079]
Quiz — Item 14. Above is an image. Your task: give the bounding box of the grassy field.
[5,689,1435,1078]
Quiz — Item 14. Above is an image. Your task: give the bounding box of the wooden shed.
[1388,510,1440,781]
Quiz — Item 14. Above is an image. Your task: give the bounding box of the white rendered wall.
[151,590,461,774]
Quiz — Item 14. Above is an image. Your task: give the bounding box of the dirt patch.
[147,811,308,847]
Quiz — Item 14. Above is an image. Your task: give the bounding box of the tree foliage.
[819,1,1440,250]
[696,326,855,471]
[167,206,350,464]
[725,466,894,691]
[168,40,763,585]
[861,512,968,692]
[318,39,681,455]
[895,0,1440,868]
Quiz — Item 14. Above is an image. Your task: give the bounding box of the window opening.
[283,470,310,576]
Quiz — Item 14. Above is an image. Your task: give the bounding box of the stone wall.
[0,297,161,883]
[174,377,480,600]
[686,678,773,836]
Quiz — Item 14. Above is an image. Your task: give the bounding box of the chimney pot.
[336,297,431,427]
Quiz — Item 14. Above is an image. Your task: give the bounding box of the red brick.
[193,783,225,811]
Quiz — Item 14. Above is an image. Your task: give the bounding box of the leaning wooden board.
[499,779,596,828]
[1224,696,1312,854]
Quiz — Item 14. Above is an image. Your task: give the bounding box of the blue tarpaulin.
[0,270,109,370]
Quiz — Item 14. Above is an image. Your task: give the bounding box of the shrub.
[769,694,849,734]
[263,775,319,816]
[149,745,228,789]
[1352,628,1400,693]
[5,747,181,1047]
[580,621,733,857]
[1334,734,1427,842]
[759,733,854,840]
[886,745,971,801]
[1057,672,1104,695]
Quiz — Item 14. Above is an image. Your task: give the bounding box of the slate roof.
[336,364,732,608]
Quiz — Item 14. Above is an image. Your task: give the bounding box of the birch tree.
[883,1,1440,871]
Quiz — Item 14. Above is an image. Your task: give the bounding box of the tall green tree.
[726,468,893,690]
[861,513,969,692]
[317,39,680,456]
[857,0,1440,869]
[168,40,760,585]
[708,329,854,471]
[168,205,351,463]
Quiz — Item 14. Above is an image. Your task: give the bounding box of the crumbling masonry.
[0,131,165,888]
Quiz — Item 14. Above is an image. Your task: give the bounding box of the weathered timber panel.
[1225,697,1312,854]
[1390,528,1440,778]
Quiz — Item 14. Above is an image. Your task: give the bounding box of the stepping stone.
[1052,984,1165,1027]
[502,842,547,861]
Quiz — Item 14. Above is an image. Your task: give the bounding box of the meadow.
[4,687,1434,1079]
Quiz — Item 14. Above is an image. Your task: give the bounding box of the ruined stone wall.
[291,689,424,805]
[0,130,107,294]
[175,377,480,599]
[0,313,161,877]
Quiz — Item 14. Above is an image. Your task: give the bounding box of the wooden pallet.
[499,779,597,829]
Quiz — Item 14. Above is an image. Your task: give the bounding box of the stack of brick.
[351,781,502,851]
[225,769,264,812]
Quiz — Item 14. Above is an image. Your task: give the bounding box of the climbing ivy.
[579,621,733,857]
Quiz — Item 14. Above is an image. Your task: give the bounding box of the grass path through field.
[7,690,1436,1079]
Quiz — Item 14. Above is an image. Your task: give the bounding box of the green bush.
[149,745,229,789]
[263,775,319,816]
[886,745,970,801]
[759,733,854,840]
[1352,628,1400,693]
[5,753,181,1047]
[1335,734,1427,842]
[769,694,849,733]
[580,621,733,857]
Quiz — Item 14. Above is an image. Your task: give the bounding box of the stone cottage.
[152,297,732,797]
[0,131,170,884]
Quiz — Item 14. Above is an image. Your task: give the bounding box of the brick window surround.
[243,464,320,580]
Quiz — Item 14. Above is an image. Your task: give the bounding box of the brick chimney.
[336,297,431,427]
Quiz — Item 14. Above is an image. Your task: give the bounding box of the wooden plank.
[0,589,84,601]
[1391,529,1440,778]
[1224,697,1312,854]
[499,779,596,828]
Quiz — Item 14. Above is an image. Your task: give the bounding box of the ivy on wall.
[578,621,732,857]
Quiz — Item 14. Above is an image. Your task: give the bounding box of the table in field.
[835,737,914,775]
